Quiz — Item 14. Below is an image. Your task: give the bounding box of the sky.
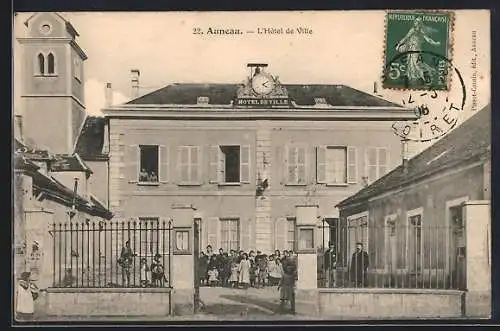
[13,10,490,131]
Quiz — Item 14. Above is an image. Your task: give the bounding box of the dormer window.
[35,52,57,76]
[197,96,209,105]
[314,97,328,105]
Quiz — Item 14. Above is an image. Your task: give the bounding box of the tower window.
[47,53,55,74]
[37,53,45,75]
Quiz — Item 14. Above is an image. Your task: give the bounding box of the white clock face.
[251,73,275,95]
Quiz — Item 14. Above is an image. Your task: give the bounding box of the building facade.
[17,12,87,154]
[335,105,491,289]
[95,65,417,254]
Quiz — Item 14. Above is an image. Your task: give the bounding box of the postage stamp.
[383,11,454,91]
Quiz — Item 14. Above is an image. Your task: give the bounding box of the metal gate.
[50,219,173,288]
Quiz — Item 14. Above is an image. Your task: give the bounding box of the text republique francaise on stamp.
[383,11,454,91]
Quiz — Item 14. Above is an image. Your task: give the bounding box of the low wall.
[45,287,172,317]
[318,288,463,319]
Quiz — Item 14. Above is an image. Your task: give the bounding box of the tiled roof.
[31,171,113,220]
[50,154,93,174]
[126,83,402,108]
[74,116,108,160]
[336,105,491,208]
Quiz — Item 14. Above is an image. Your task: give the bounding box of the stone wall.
[317,288,463,319]
[45,288,172,317]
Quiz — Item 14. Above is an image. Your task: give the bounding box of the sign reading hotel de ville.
[235,64,291,107]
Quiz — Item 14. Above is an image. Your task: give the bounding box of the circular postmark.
[385,50,466,142]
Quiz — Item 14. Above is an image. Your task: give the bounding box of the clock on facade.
[251,72,276,95]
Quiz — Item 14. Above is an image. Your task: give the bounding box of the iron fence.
[318,222,466,290]
[51,219,173,288]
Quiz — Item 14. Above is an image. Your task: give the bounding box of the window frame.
[137,144,160,186]
[173,227,192,255]
[286,217,296,251]
[136,217,163,258]
[406,207,424,273]
[444,196,469,272]
[325,145,348,186]
[383,213,398,273]
[285,144,307,186]
[365,147,389,183]
[219,218,240,252]
[177,145,202,186]
[34,51,58,77]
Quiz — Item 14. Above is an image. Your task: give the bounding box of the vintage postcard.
[12,10,491,323]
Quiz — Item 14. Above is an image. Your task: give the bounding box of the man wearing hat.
[15,271,39,321]
[324,242,337,288]
[278,254,297,314]
[350,242,369,287]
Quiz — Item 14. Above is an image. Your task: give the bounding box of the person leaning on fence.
[324,242,337,288]
[118,240,134,287]
[350,242,369,287]
[15,271,39,321]
[151,253,167,287]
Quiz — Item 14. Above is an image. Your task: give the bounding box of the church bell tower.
[17,12,87,154]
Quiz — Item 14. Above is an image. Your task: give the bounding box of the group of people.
[139,168,158,182]
[118,240,167,287]
[198,245,298,313]
[198,245,295,289]
[323,242,370,288]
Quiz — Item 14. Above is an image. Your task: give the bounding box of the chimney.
[130,69,140,99]
[401,139,410,174]
[104,83,113,107]
[14,114,23,141]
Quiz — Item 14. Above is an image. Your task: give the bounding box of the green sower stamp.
[383,11,454,91]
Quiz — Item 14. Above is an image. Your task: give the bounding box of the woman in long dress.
[395,17,441,83]
[238,253,251,289]
[15,272,38,321]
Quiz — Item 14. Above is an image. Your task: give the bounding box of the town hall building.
[78,64,417,254]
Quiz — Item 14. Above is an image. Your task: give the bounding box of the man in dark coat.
[279,255,297,314]
[324,242,337,288]
[350,242,369,287]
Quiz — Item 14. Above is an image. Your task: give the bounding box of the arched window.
[47,53,55,74]
[37,53,45,75]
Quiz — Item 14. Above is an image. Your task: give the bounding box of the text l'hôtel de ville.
[194,27,313,35]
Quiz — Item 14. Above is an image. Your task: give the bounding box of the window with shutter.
[178,146,201,185]
[209,145,219,183]
[325,147,347,184]
[347,146,357,184]
[316,146,327,183]
[220,218,240,251]
[127,145,139,183]
[377,148,389,177]
[286,145,307,185]
[240,145,251,183]
[159,145,169,183]
[275,217,287,250]
[207,217,220,249]
[286,217,296,251]
[366,148,378,183]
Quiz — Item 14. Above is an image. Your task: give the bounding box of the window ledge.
[137,182,160,186]
[173,250,192,255]
[285,183,307,187]
[34,74,58,77]
[218,182,242,186]
[326,183,349,187]
[177,183,202,186]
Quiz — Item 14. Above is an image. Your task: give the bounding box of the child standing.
[207,266,219,287]
[139,258,149,287]
[229,259,239,288]
[15,272,39,321]
[257,254,268,288]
